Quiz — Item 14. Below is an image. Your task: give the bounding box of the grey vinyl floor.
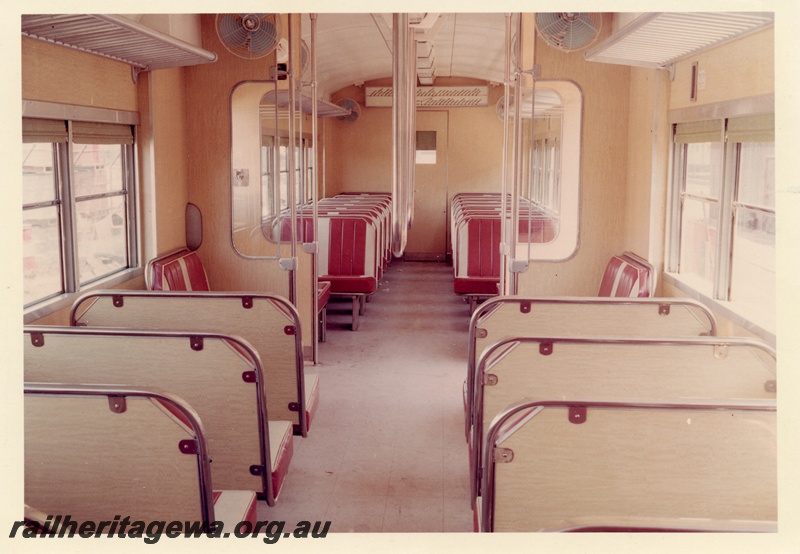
[256,259,474,533]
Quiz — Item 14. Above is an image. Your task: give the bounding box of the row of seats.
[465,288,777,531]
[145,246,332,341]
[22,192,393,527]
[23,251,323,527]
[279,192,393,331]
[143,247,318,437]
[462,251,655,429]
[450,193,557,312]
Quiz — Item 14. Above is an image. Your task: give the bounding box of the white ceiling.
[301,13,508,97]
[301,12,775,97]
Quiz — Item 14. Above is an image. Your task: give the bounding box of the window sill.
[662,272,775,348]
[23,267,143,324]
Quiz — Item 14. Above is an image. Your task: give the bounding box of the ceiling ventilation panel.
[584,12,774,69]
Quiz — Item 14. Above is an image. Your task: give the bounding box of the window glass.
[513,81,580,261]
[72,144,129,286]
[730,141,775,327]
[22,143,57,205]
[678,197,718,293]
[684,142,723,199]
[678,142,723,293]
[75,195,128,285]
[23,205,63,306]
[22,142,64,306]
[294,141,303,206]
[279,142,289,212]
[72,144,124,196]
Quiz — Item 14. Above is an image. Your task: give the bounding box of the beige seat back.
[24,326,280,504]
[25,383,215,524]
[465,296,718,436]
[471,335,776,504]
[70,290,309,436]
[482,399,776,532]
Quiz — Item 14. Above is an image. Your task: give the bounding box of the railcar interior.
[6,2,800,551]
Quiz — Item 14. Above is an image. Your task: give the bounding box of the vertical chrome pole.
[510,14,524,294]
[392,13,409,257]
[286,14,298,304]
[407,21,417,230]
[524,16,538,264]
[499,13,513,294]
[310,13,320,361]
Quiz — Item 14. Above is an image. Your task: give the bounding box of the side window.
[22,118,137,309]
[669,113,774,332]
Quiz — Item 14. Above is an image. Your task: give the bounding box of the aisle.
[256,260,473,532]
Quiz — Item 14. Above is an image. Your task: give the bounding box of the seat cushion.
[321,275,377,294]
[305,373,320,432]
[598,254,651,298]
[454,277,500,295]
[147,248,210,291]
[268,421,294,501]
[212,490,257,527]
[317,281,332,310]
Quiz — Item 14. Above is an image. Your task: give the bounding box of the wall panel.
[517,25,631,296]
[670,28,774,111]
[624,67,670,295]
[150,68,190,255]
[21,37,136,111]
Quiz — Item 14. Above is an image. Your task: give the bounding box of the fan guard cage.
[535,13,602,52]
[299,39,310,77]
[335,99,361,122]
[216,14,281,59]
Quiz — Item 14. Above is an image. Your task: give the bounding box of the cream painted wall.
[670,28,774,110]
[624,68,671,295]
[185,16,290,293]
[326,84,393,195]
[516,31,632,296]
[22,37,137,111]
[149,68,191,256]
[324,17,631,293]
[445,86,508,196]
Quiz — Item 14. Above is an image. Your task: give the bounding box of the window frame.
[666,96,775,342]
[260,133,314,222]
[22,102,141,322]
